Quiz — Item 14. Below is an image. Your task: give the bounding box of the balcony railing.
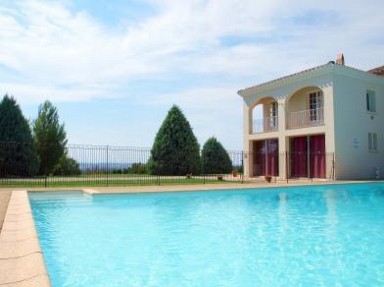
[253,116,278,133]
[287,107,324,129]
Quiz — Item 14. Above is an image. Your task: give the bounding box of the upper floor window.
[269,102,278,128]
[368,132,378,152]
[309,91,323,121]
[366,90,376,112]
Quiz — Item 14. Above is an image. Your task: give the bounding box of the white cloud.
[1,0,383,104]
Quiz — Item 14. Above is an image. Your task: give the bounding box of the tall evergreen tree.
[0,95,39,176]
[33,100,67,175]
[201,137,232,174]
[149,105,201,175]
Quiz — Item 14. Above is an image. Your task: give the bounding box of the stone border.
[79,180,356,195]
[0,190,51,287]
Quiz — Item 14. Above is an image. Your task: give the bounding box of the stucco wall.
[333,72,384,179]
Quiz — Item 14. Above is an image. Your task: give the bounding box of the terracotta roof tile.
[367,66,384,77]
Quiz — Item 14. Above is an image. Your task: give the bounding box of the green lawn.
[0,174,245,188]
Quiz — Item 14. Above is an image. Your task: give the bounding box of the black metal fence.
[0,142,245,187]
[0,142,337,188]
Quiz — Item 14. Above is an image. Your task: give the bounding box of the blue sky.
[1,0,383,150]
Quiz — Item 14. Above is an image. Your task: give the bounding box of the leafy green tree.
[127,163,148,174]
[33,101,67,175]
[201,137,232,174]
[0,95,39,176]
[149,105,201,175]
[52,153,81,176]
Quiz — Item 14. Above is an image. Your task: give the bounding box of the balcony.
[287,107,324,129]
[253,116,278,133]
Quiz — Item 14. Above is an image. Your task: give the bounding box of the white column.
[243,103,251,177]
[278,99,287,179]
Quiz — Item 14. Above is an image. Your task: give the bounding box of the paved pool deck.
[0,180,366,286]
[0,190,11,233]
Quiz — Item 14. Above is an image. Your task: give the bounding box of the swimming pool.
[29,183,384,286]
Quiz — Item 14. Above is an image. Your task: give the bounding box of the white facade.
[238,60,384,180]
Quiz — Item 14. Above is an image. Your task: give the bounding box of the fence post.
[45,145,48,187]
[202,152,206,184]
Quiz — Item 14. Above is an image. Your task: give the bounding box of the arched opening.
[285,86,326,178]
[251,97,278,133]
[248,97,279,177]
[286,86,324,129]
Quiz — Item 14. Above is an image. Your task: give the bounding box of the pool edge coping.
[0,190,51,286]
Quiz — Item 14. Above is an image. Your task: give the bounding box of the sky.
[0,0,383,150]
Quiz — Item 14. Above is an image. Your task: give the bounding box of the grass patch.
[0,175,245,188]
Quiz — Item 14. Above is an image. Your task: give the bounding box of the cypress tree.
[149,105,201,175]
[33,101,67,175]
[0,95,39,176]
[201,137,233,174]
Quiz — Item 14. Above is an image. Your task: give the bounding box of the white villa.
[238,54,384,180]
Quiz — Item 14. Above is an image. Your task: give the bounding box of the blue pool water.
[30,183,384,286]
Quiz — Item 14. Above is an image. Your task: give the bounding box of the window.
[309,91,323,121]
[368,132,378,152]
[366,90,376,112]
[269,102,278,128]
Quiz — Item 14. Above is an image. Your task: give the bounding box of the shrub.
[201,137,232,174]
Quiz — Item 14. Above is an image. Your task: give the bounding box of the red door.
[291,136,308,177]
[253,141,266,176]
[267,139,279,176]
[253,139,279,176]
[290,135,326,178]
[310,135,325,178]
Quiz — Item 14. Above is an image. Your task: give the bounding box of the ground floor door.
[290,134,325,178]
[290,136,308,177]
[253,139,279,176]
[309,135,326,178]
